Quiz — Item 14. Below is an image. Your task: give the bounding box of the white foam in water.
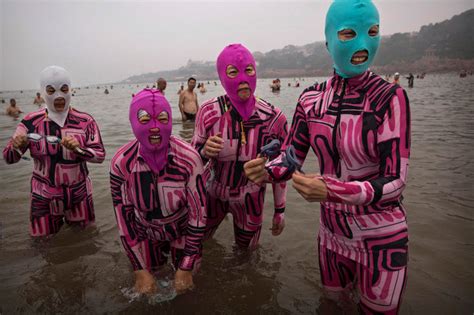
[121,278,177,304]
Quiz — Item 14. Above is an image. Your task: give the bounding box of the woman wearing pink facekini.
[3,66,105,236]
[110,89,207,294]
[191,44,288,249]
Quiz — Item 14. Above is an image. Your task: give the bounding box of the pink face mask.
[216,44,257,121]
[129,89,172,173]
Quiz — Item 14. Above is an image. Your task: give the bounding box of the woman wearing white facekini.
[3,66,106,236]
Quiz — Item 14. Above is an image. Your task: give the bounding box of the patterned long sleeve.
[323,88,411,206]
[3,122,29,164]
[179,154,208,271]
[110,161,147,271]
[78,118,106,163]
[191,103,211,163]
[266,101,311,182]
[271,110,289,213]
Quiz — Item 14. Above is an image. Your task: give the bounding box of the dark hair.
[188,77,196,83]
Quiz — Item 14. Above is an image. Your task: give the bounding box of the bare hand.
[244,155,268,184]
[174,269,194,294]
[61,136,80,151]
[12,134,28,150]
[269,213,285,236]
[134,270,157,295]
[204,133,223,158]
[292,172,328,202]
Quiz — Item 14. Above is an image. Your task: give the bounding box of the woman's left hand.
[61,136,80,151]
[292,172,328,202]
[174,269,194,294]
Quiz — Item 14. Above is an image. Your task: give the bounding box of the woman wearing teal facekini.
[244,0,411,313]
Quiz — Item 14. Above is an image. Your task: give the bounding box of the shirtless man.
[6,99,23,118]
[33,92,45,107]
[178,77,199,121]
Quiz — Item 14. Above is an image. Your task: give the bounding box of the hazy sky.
[1,0,473,91]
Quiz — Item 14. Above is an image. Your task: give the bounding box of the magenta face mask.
[129,89,172,173]
[216,44,257,121]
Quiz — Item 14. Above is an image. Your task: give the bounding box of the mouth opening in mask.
[54,97,67,111]
[351,49,369,65]
[237,82,251,100]
[148,134,162,145]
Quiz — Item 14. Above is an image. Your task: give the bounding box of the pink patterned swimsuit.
[192,95,288,248]
[110,136,207,271]
[267,72,411,314]
[3,108,105,236]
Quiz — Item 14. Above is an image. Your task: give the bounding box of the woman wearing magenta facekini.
[110,89,207,294]
[3,66,105,236]
[245,1,411,313]
[192,44,288,249]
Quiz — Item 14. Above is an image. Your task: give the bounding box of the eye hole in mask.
[46,85,56,95]
[245,64,256,76]
[60,84,69,93]
[138,109,151,124]
[157,111,169,124]
[226,65,239,79]
[368,24,379,37]
[338,28,357,41]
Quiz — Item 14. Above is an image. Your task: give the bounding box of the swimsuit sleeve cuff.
[179,254,199,271]
[274,207,285,214]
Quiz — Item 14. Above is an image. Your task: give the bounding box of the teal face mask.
[325,0,380,78]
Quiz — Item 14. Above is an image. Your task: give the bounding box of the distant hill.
[122,9,474,83]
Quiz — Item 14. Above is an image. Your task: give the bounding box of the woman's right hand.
[134,270,157,295]
[244,155,268,184]
[204,133,224,158]
[12,134,27,150]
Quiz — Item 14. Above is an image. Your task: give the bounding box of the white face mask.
[40,66,72,127]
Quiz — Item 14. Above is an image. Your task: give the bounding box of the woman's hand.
[12,134,27,150]
[270,213,285,236]
[244,155,268,184]
[174,269,194,294]
[203,133,223,158]
[292,172,328,202]
[134,270,157,295]
[61,136,80,151]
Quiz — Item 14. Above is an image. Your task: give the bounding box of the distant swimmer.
[157,77,167,94]
[104,88,109,94]
[295,82,300,87]
[33,92,45,107]
[406,72,414,88]
[393,72,400,85]
[271,78,281,92]
[199,83,207,94]
[178,77,199,122]
[5,98,23,118]
[177,84,184,95]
